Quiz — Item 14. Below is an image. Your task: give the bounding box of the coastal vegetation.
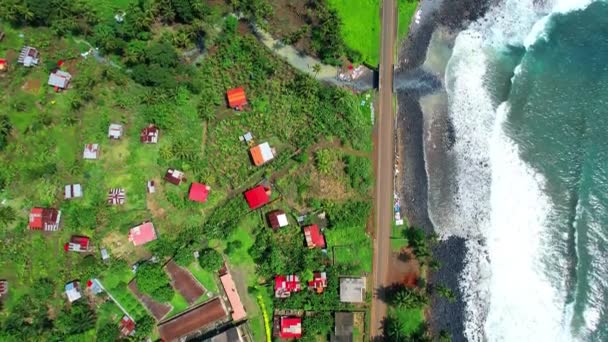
[398,0,419,41]
[0,0,374,339]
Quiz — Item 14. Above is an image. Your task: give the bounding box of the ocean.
[426,0,608,340]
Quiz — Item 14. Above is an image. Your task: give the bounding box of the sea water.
[430,0,608,340]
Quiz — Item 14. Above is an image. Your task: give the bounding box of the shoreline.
[394,0,492,340]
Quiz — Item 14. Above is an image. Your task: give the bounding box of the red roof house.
[275,275,301,298]
[189,183,210,203]
[226,87,247,110]
[278,317,302,339]
[0,58,6,72]
[165,168,185,185]
[128,221,157,246]
[64,236,91,253]
[28,208,61,231]
[119,316,136,336]
[267,210,288,229]
[303,224,326,249]
[140,124,159,144]
[308,272,328,293]
[244,185,270,210]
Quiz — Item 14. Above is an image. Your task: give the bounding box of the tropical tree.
[136,262,175,302]
[439,330,452,342]
[312,63,321,77]
[0,206,16,227]
[174,247,194,267]
[384,314,405,341]
[198,248,223,272]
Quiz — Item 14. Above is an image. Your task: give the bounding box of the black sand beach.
[395,1,492,340]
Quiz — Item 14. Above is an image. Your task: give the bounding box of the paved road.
[370,0,397,339]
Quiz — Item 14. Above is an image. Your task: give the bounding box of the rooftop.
[128,221,157,246]
[339,277,366,303]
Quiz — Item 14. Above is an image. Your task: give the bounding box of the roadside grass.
[327,0,381,66]
[391,222,408,251]
[167,292,189,317]
[327,226,373,274]
[398,0,419,42]
[187,262,219,294]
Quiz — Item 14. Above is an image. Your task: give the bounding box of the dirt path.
[165,260,206,305]
[128,281,172,321]
[252,25,340,82]
[371,0,397,339]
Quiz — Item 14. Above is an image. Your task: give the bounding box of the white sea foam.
[485,103,568,341]
[438,0,600,340]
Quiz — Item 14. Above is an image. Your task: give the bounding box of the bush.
[136,262,175,303]
[344,155,373,194]
[174,247,194,267]
[198,248,223,272]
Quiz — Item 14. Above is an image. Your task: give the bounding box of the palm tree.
[384,314,405,341]
[312,63,321,77]
[0,206,16,227]
[436,284,456,303]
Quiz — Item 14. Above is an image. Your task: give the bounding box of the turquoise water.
[505,2,608,339]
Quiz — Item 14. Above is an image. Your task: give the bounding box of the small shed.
[87,279,103,295]
[244,185,270,210]
[128,221,157,246]
[147,180,156,193]
[0,58,6,72]
[48,70,72,90]
[83,144,99,160]
[240,132,253,144]
[29,207,61,231]
[108,124,123,139]
[267,210,288,229]
[303,224,326,249]
[141,124,159,144]
[189,183,210,203]
[165,168,185,185]
[308,272,327,294]
[100,248,110,262]
[339,277,366,303]
[64,184,83,199]
[226,87,247,110]
[249,142,275,166]
[65,281,82,303]
[107,188,126,205]
[17,46,39,67]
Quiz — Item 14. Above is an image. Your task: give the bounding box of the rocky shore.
[394,0,493,340]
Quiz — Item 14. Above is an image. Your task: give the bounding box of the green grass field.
[327,0,381,66]
[393,307,425,336]
[398,0,419,41]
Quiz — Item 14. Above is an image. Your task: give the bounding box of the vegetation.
[398,0,420,41]
[136,262,175,302]
[198,248,223,272]
[327,0,380,65]
[0,0,374,339]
